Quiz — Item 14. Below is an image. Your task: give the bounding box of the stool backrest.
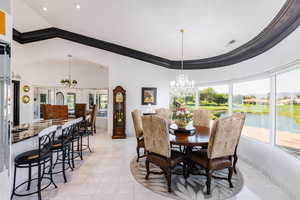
[90,104,98,124]
[38,126,57,160]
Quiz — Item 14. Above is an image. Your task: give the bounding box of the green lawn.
[171,101,300,124]
[193,104,300,124]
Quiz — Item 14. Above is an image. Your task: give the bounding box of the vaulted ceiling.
[13,0,300,69]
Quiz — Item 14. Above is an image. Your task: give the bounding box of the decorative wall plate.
[22,95,30,104]
[23,85,30,92]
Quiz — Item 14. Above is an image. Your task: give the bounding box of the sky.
[197,67,300,95]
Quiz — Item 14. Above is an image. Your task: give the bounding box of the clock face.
[116,92,124,103]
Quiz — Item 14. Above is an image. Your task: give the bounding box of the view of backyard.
[170,76,300,157]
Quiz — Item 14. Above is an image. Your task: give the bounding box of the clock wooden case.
[112,86,126,139]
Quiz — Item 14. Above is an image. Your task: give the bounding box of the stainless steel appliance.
[0,41,11,199]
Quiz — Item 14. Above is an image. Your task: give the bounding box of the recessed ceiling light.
[76,4,81,9]
[228,40,236,45]
[42,7,48,11]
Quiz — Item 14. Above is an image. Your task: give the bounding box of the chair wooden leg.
[145,158,150,180]
[136,146,140,162]
[233,154,238,174]
[206,169,212,195]
[228,166,234,188]
[166,168,172,193]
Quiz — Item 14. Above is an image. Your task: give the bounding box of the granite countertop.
[12,119,70,144]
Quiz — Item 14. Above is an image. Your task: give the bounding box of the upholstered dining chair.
[188,114,245,195]
[232,112,246,174]
[90,104,98,134]
[142,115,184,192]
[131,109,145,162]
[155,108,172,124]
[192,109,211,128]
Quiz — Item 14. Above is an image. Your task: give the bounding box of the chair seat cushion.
[51,140,70,150]
[147,150,184,168]
[15,149,51,165]
[189,150,232,170]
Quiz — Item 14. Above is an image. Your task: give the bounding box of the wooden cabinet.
[112,86,126,139]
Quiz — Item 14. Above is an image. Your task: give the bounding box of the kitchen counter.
[12,119,72,144]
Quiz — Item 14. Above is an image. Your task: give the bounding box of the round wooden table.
[169,125,210,147]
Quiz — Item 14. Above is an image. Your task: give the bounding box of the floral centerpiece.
[173,106,192,129]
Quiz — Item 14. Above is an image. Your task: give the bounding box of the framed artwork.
[141,87,157,105]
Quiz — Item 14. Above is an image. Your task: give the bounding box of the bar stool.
[51,121,74,183]
[67,118,84,168]
[78,115,93,153]
[11,126,58,200]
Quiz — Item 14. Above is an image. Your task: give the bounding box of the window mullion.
[270,76,276,146]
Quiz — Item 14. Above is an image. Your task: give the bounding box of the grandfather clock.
[112,86,126,139]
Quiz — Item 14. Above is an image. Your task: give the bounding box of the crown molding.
[13,0,300,70]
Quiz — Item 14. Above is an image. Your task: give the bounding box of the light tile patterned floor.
[16,129,291,200]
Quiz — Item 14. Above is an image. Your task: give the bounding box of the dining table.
[169,124,211,148]
[168,123,211,177]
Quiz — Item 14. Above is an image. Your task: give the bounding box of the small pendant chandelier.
[170,29,195,96]
[60,54,78,88]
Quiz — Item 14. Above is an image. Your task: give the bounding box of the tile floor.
[19,129,291,200]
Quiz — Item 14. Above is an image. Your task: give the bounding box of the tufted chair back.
[142,115,171,158]
[207,113,245,159]
[192,109,211,128]
[131,109,143,138]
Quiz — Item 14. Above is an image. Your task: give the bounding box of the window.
[96,93,108,117]
[276,68,300,158]
[67,93,76,111]
[233,79,270,143]
[40,94,48,104]
[170,93,196,113]
[198,85,229,119]
[89,93,94,109]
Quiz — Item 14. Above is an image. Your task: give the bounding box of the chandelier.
[60,54,78,88]
[170,29,195,96]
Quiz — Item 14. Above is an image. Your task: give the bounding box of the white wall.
[12,38,172,136]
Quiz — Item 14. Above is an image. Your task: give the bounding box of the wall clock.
[112,86,126,139]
